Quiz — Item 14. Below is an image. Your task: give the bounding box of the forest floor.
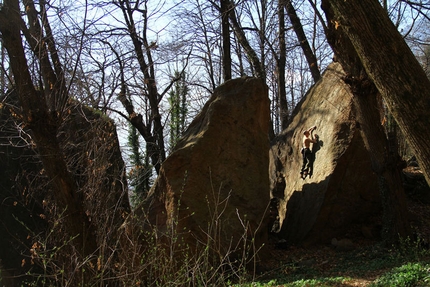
[253,166,430,286]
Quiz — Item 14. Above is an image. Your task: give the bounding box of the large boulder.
[0,92,130,285]
[138,77,271,263]
[270,63,382,245]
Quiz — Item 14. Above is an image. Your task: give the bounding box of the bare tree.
[113,0,167,175]
[277,0,288,130]
[225,0,265,79]
[0,0,97,256]
[285,0,320,83]
[0,38,7,95]
[221,0,232,81]
[89,0,190,176]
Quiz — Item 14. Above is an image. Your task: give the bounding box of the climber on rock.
[300,125,317,179]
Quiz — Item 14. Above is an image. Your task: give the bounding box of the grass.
[232,238,430,287]
[4,228,430,287]
[3,172,430,287]
[5,207,430,287]
[370,262,430,287]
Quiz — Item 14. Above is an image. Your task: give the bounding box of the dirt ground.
[256,166,430,286]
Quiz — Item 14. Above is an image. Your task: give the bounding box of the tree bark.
[117,0,166,174]
[0,0,96,256]
[227,0,265,79]
[221,0,232,81]
[321,0,411,243]
[277,0,289,130]
[285,0,321,83]
[0,41,4,95]
[324,0,430,186]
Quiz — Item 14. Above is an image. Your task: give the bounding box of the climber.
[300,125,317,179]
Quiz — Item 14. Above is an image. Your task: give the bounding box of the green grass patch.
[234,239,430,287]
[370,262,430,287]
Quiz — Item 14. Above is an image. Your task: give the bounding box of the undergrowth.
[3,182,266,286]
[3,227,430,286]
[235,235,430,287]
[3,178,430,286]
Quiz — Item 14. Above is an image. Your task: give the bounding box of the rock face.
[0,93,47,283]
[0,93,130,284]
[269,63,382,245]
[139,77,271,262]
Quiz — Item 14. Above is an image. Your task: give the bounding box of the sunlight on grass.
[233,238,430,287]
[370,262,430,287]
[233,276,351,287]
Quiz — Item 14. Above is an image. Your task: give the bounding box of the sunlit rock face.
[269,63,381,245]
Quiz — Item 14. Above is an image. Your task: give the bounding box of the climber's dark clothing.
[300,147,312,175]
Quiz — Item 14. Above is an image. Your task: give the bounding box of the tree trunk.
[221,0,232,81]
[321,0,411,243]
[0,39,4,96]
[277,0,289,130]
[118,1,166,174]
[351,87,411,242]
[324,0,430,186]
[0,0,96,256]
[284,0,321,83]
[227,0,265,79]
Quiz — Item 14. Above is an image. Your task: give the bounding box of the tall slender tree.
[221,0,232,81]
[227,0,265,79]
[277,0,288,130]
[0,39,6,96]
[0,0,97,256]
[128,122,153,205]
[285,0,321,83]
[113,0,166,175]
[168,71,189,149]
